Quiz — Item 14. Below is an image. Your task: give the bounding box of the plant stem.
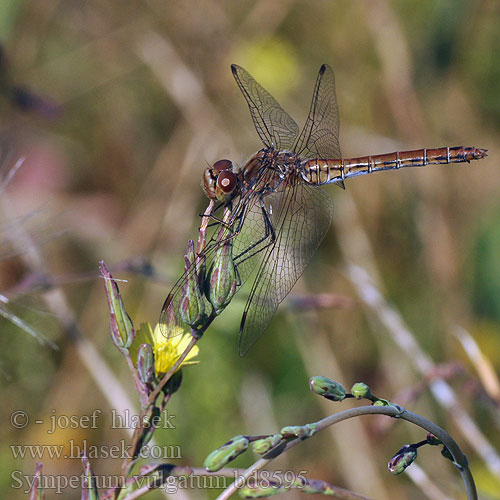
[113,466,369,500]
[216,405,476,500]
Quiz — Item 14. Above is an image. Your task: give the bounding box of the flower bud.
[309,376,346,401]
[280,424,317,439]
[351,382,371,399]
[163,370,183,395]
[426,433,441,446]
[388,445,417,475]
[441,446,454,462]
[204,435,249,472]
[179,241,206,327]
[374,397,396,407]
[100,261,135,351]
[301,481,333,495]
[135,406,162,453]
[251,434,282,455]
[81,453,100,499]
[238,485,283,498]
[208,240,237,315]
[137,343,154,386]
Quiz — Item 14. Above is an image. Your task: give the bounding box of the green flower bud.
[376,398,395,407]
[137,343,154,386]
[179,241,206,327]
[163,370,183,395]
[239,486,283,498]
[128,406,162,465]
[426,433,441,446]
[309,376,346,401]
[208,240,237,315]
[251,434,282,455]
[301,483,334,495]
[100,261,135,351]
[441,446,454,462]
[351,382,371,399]
[204,435,249,472]
[280,424,317,439]
[81,453,100,499]
[388,445,417,475]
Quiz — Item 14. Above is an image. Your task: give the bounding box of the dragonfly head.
[202,159,238,203]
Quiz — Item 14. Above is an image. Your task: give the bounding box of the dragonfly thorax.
[240,148,300,194]
[202,159,239,202]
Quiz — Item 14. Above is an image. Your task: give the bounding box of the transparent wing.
[238,177,334,356]
[293,64,341,160]
[161,65,340,352]
[159,190,273,338]
[232,64,299,151]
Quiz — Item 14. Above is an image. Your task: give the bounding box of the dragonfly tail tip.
[478,148,488,158]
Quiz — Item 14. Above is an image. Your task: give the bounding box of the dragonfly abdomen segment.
[302,146,487,185]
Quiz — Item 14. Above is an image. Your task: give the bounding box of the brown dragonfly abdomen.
[302,146,487,185]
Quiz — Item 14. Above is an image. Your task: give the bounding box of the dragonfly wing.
[293,64,341,160]
[238,180,334,356]
[159,193,268,338]
[231,64,299,151]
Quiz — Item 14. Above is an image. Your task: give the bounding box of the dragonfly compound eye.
[202,168,217,199]
[203,159,235,200]
[215,170,238,202]
[213,159,233,172]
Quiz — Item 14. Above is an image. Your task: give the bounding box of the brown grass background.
[1,1,499,499]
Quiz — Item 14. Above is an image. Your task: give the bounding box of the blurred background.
[0,0,499,499]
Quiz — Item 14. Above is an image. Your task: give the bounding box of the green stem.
[123,351,148,407]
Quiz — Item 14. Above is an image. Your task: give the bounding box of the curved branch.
[216,405,476,500]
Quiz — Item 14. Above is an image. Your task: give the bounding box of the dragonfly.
[160,63,487,356]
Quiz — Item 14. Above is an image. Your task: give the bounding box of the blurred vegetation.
[0,1,499,499]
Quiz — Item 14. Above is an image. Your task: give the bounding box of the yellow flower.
[132,323,199,376]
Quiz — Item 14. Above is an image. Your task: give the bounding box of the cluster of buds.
[309,376,402,412]
[101,262,199,406]
[204,424,319,473]
[160,202,238,342]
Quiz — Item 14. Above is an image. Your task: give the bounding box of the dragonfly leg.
[200,202,234,230]
[233,197,276,265]
[199,202,247,259]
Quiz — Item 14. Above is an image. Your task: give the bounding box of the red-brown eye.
[215,170,238,202]
[202,168,217,199]
[213,159,233,172]
[217,170,237,193]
